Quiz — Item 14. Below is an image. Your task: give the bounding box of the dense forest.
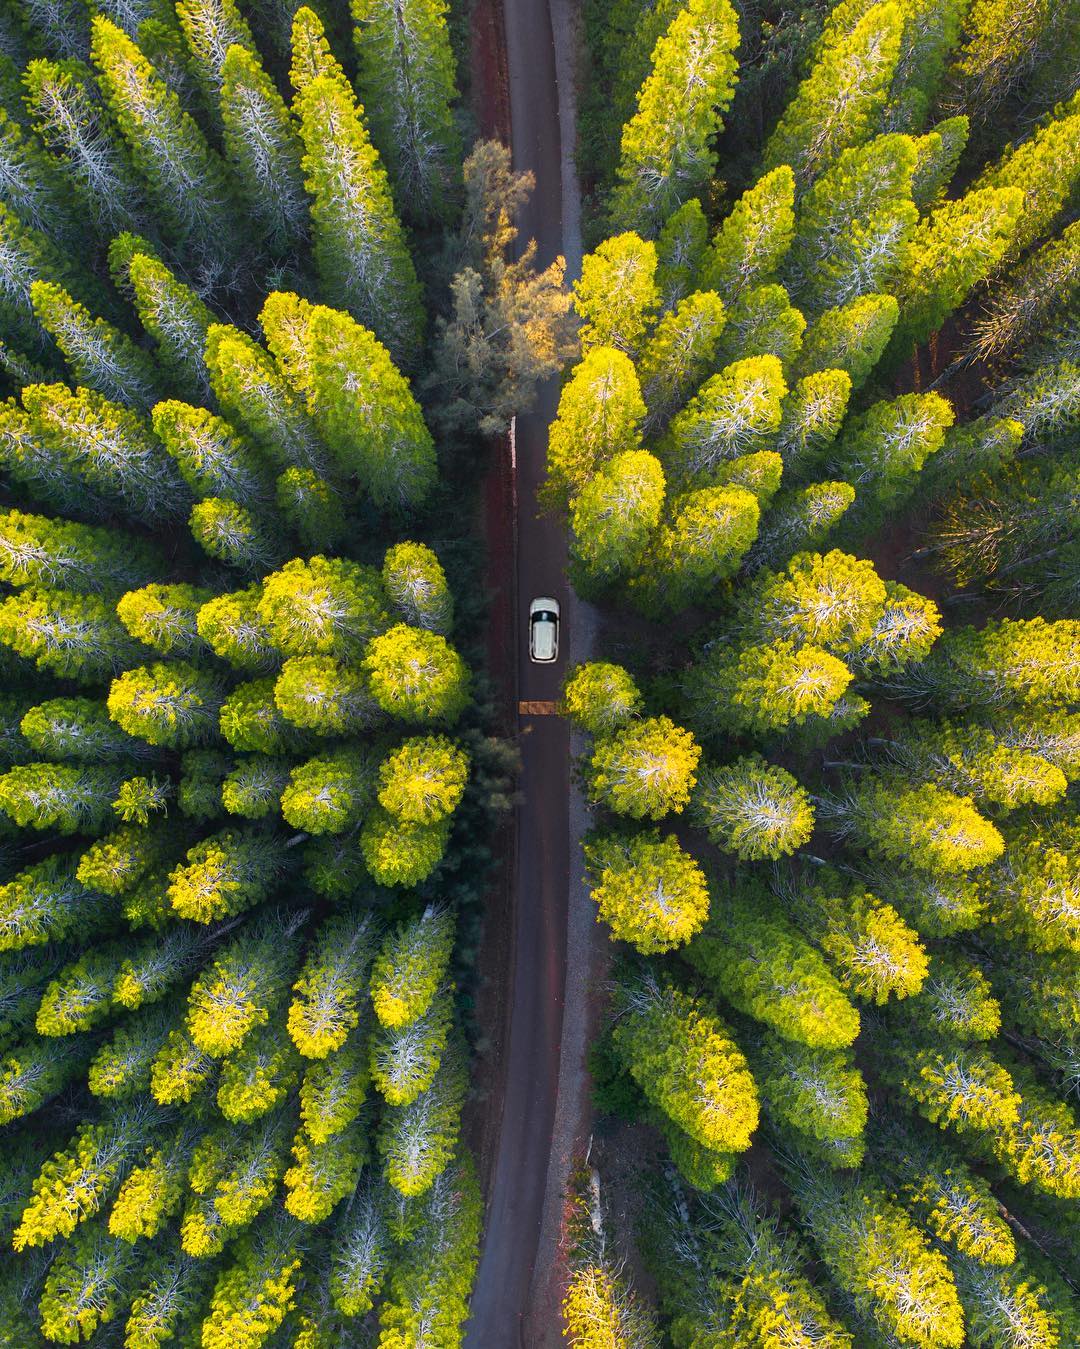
[0,0,577,1342]
[556,0,1080,1345]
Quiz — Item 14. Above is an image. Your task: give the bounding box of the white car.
[528,597,560,663]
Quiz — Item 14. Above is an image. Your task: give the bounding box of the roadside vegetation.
[0,0,575,1343]
[558,0,1080,1343]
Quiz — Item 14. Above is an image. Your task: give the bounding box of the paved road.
[464,0,571,1339]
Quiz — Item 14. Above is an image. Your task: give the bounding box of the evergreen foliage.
[0,8,502,1341]
[563,4,1080,1342]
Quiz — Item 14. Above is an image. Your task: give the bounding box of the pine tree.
[302,302,437,509]
[370,990,451,1106]
[911,116,968,208]
[715,282,805,371]
[204,322,325,475]
[900,950,1002,1041]
[360,804,449,886]
[0,585,142,681]
[613,977,758,1159]
[762,4,904,188]
[22,56,148,239]
[167,827,286,923]
[425,139,576,436]
[569,449,665,595]
[90,16,239,273]
[284,910,375,1064]
[275,467,347,550]
[899,617,1080,710]
[561,662,644,738]
[791,1170,964,1347]
[382,541,453,633]
[973,91,1080,260]
[828,389,955,523]
[583,828,710,953]
[0,763,127,835]
[586,715,700,820]
[967,220,1080,363]
[608,0,739,237]
[281,748,376,834]
[284,1117,366,1223]
[122,246,215,402]
[199,1214,302,1346]
[113,925,209,1009]
[37,1224,138,1343]
[979,826,1080,955]
[107,660,222,748]
[654,1181,854,1348]
[258,554,388,661]
[630,484,760,612]
[375,1157,481,1343]
[220,676,309,752]
[21,381,189,522]
[299,1029,369,1143]
[221,755,291,819]
[198,587,278,672]
[0,1035,88,1124]
[690,753,814,860]
[175,0,256,110]
[796,293,900,391]
[771,371,852,473]
[370,904,454,1029]
[14,1112,150,1250]
[294,73,424,365]
[185,912,300,1058]
[377,735,469,824]
[746,481,855,571]
[289,5,352,96]
[88,1004,177,1099]
[686,881,860,1048]
[661,354,786,483]
[792,877,930,1004]
[219,44,306,253]
[889,185,1023,357]
[543,346,645,510]
[377,1053,465,1195]
[574,232,659,356]
[0,101,77,242]
[682,636,854,739]
[273,654,380,735]
[0,507,158,594]
[330,1177,389,1315]
[636,290,727,428]
[348,0,460,220]
[756,1035,867,1150]
[363,623,470,724]
[0,202,84,351]
[701,166,795,302]
[109,1126,194,1241]
[117,582,213,658]
[738,547,888,653]
[824,777,1005,874]
[0,854,111,952]
[785,133,918,316]
[655,197,709,310]
[29,280,160,411]
[189,497,281,572]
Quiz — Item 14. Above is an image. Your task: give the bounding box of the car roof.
[532,614,557,659]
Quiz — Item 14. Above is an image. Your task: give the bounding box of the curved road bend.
[465,0,571,1340]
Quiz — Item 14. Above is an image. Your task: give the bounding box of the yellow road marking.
[518,700,558,715]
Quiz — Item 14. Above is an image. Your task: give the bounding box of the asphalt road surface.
[464,0,571,1339]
